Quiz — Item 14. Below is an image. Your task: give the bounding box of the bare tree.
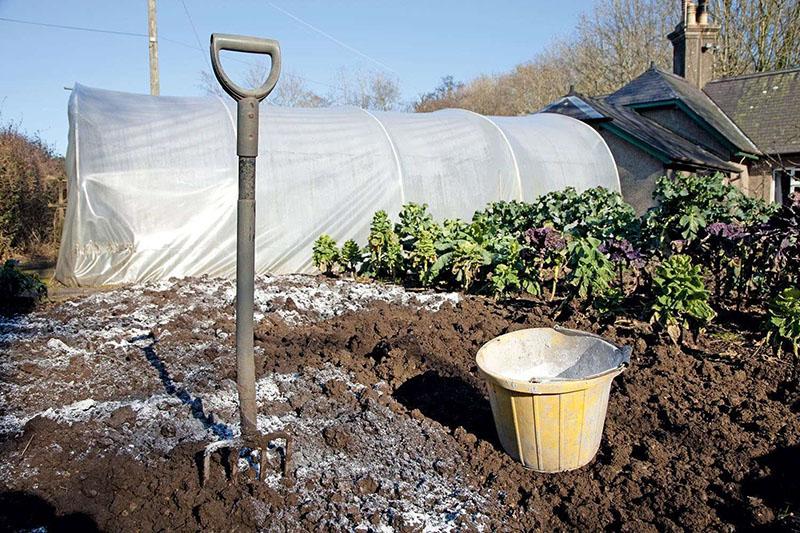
[562,0,679,96]
[198,70,224,97]
[712,0,800,78]
[414,0,799,115]
[268,72,330,107]
[199,67,329,108]
[330,67,402,111]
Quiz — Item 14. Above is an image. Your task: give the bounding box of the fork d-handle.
[210,33,281,441]
[210,33,281,158]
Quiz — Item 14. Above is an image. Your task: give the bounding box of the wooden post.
[148,0,160,96]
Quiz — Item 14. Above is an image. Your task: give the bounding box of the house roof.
[704,67,800,155]
[605,66,761,155]
[541,94,742,172]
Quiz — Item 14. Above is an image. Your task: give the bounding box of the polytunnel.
[56,84,619,286]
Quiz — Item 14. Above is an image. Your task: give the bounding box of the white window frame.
[773,167,800,203]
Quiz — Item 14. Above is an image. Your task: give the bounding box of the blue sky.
[0,0,588,154]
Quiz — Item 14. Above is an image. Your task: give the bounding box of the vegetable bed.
[1,274,798,531]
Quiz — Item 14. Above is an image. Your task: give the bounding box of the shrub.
[651,254,715,340]
[0,259,47,312]
[767,287,800,357]
[0,120,63,260]
[312,234,339,275]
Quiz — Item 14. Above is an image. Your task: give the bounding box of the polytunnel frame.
[345,106,619,206]
[58,85,622,286]
[355,107,406,204]
[452,108,524,201]
[158,93,619,211]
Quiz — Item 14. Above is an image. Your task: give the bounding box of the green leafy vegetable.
[312,234,339,275]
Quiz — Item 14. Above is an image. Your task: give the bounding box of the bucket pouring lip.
[475,326,631,394]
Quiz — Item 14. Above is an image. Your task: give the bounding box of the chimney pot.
[697,0,709,25]
[686,2,697,26]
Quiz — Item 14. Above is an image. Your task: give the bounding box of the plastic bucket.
[476,326,630,472]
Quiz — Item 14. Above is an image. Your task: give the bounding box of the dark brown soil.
[1,275,798,532]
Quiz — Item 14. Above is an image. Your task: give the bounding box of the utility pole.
[147,0,160,95]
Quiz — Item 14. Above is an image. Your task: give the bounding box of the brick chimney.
[667,0,719,88]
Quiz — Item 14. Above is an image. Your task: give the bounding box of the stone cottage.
[542,0,800,213]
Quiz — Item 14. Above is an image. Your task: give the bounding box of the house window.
[774,168,800,205]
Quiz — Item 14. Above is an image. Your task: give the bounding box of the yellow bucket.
[476,327,630,472]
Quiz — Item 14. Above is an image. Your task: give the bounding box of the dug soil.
[0,275,798,531]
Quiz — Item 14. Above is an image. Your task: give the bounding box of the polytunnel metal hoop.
[456,108,525,201]
[356,107,406,205]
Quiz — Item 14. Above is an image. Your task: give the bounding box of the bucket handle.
[210,33,281,102]
[553,325,631,371]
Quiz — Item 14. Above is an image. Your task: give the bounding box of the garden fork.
[201,33,293,486]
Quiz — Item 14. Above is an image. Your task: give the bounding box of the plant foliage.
[0,259,47,312]
[767,287,800,357]
[312,234,339,275]
[651,254,715,336]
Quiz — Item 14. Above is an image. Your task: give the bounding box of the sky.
[0,0,589,154]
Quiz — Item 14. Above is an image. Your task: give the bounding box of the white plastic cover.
[56,84,619,286]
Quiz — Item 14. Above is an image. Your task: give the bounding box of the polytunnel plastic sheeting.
[56,84,620,286]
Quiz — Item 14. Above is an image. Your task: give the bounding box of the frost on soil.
[0,275,478,530]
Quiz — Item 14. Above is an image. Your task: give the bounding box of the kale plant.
[599,237,644,294]
[367,210,403,280]
[339,239,362,277]
[522,226,567,299]
[437,239,493,292]
[490,263,521,298]
[644,173,771,251]
[567,237,619,312]
[766,286,800,358]
[410,227,438,286]
[700,222,746,300]
[651,254,715,341]
[394,203,442,284]
[527,187,638,242]
[312,234,339,275]
[471,200,533,238]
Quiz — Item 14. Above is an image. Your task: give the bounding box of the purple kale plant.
[705,222,746,241]
[599,238,644,268]
[524,226,566,257]
[521,226,568,300]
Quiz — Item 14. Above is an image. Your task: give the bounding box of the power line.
[0,14,339,93]
[177,0,211,69]
[0,15,198,51]
[265,1,399,77]
[0,15,147,38]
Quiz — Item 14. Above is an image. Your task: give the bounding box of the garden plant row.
[314,174,800,358]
